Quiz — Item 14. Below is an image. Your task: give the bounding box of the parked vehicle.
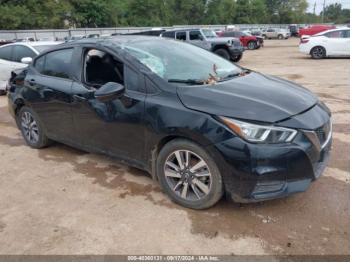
[161,28,244,62]
[289,24,299,37]
[299,28,350,59]
[0,40,14,46]
[242,30,264,47]
[299,25,336,37]
[8,36,332,209]
[219,31,262,50]
[262,28,290,39]
[0,41,60,95]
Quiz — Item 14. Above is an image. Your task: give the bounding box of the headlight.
[220,117,297,144]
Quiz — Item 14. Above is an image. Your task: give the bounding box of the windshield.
[34,45,56,53]
[202,29,217,39]
[122,39,242,84]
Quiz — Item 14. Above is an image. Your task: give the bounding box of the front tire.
[311,46,326,59]
[278,34,283,40]
[17,106,50,149]
[157,139,223,210]
[214,48,230,60]
[231,54,242,62]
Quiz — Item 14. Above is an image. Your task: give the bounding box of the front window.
[122,40,242,84]
[201,29,217,39]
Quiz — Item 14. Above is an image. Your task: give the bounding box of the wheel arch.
[310,45,326,55]
[150,135,202,181]
[14,98,26,116]
[212,44,229,52]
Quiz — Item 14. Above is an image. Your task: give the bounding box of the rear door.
[324,30,348,55]
[24,48,75,142]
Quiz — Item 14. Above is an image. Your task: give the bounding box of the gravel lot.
[0,38,349,255]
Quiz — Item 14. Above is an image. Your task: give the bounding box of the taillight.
[300,38,309,44]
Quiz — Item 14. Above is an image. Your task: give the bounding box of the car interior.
[84,48,124,89]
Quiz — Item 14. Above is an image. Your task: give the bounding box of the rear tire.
[214,48,230,60]
[157,139,223,210]
[0,90,6,96]
[278,34,283,40]
[17,106,51,149]
[311,46,326,59]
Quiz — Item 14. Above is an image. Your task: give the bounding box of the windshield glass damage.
[122,40,242,85]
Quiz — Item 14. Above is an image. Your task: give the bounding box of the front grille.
[233,41,242,47]
[315,121,331,146]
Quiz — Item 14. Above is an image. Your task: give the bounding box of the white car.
[262,28,290,39]
[299,28,350,59]
[0,41,60,95]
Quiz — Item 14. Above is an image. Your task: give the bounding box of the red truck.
[218,31,261,50]
[299,25,336,37]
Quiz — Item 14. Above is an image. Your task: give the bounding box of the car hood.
[176,72,318,123]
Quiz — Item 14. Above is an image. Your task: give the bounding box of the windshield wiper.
[218,69,250,82]
[168,79,204,85]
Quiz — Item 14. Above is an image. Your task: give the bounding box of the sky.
[307,0,350,14]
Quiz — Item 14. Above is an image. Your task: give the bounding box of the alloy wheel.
[312,47,325,59]
[21,111,39,144]
[164,150,212,201]
[248,42,256,50]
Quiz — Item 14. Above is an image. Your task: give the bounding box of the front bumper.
[208,119,332,203]
[228,46,244,58]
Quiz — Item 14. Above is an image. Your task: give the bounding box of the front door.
[71,47,147,165]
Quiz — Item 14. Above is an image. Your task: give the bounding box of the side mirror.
[94,82,125,102]
[21,57,33,64]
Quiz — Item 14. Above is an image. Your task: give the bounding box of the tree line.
[0,0,349,30]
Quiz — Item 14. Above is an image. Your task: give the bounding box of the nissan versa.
[7,36,332,209]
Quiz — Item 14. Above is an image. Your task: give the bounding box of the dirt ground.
[0,38,349,256]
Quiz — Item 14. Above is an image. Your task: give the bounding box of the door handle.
[73,94,87,102]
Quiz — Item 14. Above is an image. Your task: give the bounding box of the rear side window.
[223,32,235,37]
[13,46,36,62]
[161,31,175,39]
[34,48,73,79]
[0,46,13,61]
[175,31,186,41]
[325,30,344,38]
[345,30,350,38]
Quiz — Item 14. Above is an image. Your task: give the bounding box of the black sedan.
[7,36,332,209]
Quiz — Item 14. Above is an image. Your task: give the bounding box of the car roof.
[0,41,61,49]
[161,28,202,33]
[60,35,171,47]
[316,27,349,36]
